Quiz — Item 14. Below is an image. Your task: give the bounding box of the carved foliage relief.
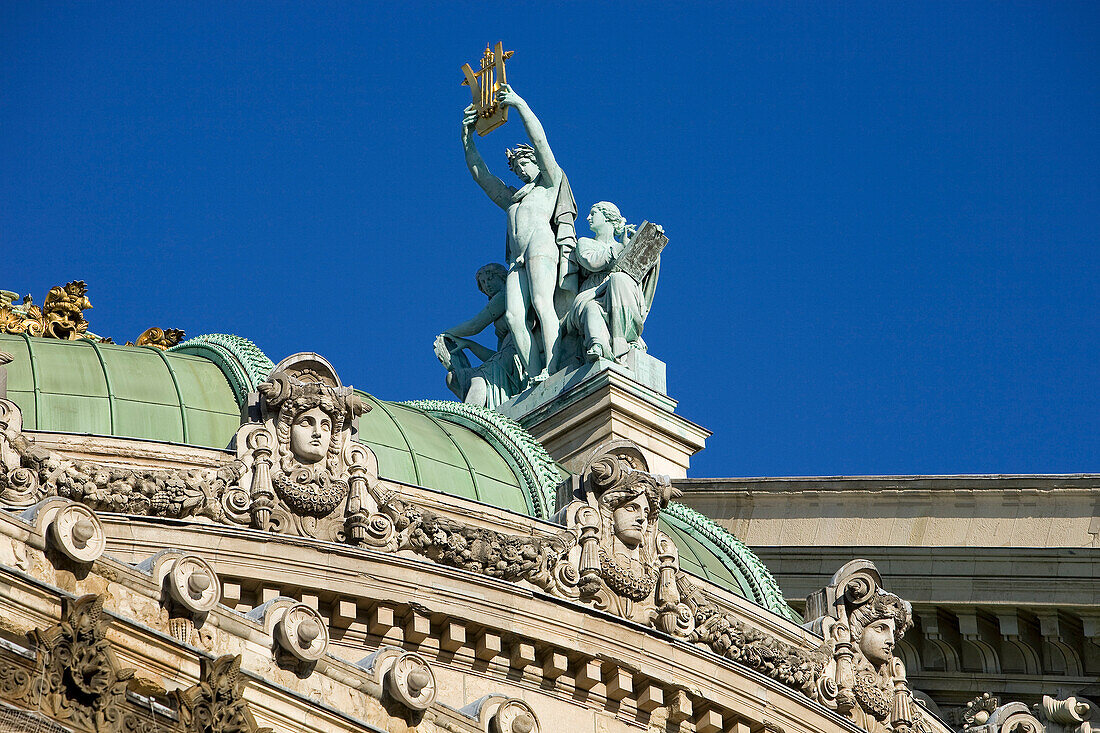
[0,594,153,733]
[174,655,273,733]
[0,353,390,547]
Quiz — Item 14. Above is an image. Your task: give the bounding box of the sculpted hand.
[462,105,478,134]
[496,84,525,110]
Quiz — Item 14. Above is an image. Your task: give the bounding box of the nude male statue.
[462,84,575,383]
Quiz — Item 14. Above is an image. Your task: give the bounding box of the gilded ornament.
[132,326,186,349]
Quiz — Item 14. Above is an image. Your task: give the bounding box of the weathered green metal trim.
[400,400,562,519]
[662,501,800,622]
[19,334,40,428]
[168,334,274,407]
[419,409,484,506]
[82,338,116,434]
[367,397,423,487]
[145,345,190,444]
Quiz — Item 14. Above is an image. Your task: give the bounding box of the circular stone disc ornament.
[386,652,436,710]
[48,503,106,563]
[167,555,221,613]
[276,604,329,661]
[492,699,539,733]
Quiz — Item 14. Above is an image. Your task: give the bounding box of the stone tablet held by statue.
[611,222,667,284]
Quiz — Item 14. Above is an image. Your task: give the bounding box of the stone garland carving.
[803,560,930,733]
[0,355,394,546]
[0,388,824,699]
[174,655,273,733]
[369,439,827,696]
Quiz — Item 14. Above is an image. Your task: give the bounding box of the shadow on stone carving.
[174,655,273,733]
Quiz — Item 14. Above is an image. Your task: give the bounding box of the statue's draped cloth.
[566,237,660,360]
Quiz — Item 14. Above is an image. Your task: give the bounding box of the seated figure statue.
[434,263,522,409]
[563,202,659,366]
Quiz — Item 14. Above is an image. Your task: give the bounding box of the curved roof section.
[663,502,800,621]
[357,396,549,517]
[0,332,793,614]
[1,333,241,447]
[0,332,548,516]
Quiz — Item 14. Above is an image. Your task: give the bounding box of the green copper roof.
[1,333,241,447]
[663,501,800,621]
[357,396,546,517]
[0,332,547,517]
[169,333,275,404]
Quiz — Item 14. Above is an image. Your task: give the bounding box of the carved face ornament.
[513,156,539,183]
[289,407,333,465]
[858,617,896,667]
[612,493,649,550]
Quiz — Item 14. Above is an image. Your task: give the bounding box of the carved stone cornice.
[0,360,943,723]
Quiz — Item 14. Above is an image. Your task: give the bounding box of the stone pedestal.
[498,352,709,479]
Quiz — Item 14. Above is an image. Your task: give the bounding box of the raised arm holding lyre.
[459,85,570,383]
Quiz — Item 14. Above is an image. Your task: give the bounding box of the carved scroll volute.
[805,560,920,733]
[344,440,392,547]
[0,398,23,465]
[246,427,275,531]
[1041,695,1094,730]
[807,560,884,712]
[0,398,40,507]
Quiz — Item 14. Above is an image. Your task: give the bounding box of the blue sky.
[3,2,1098,477]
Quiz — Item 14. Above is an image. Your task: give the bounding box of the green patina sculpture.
[435,263,522,409]
[562,202,660,366]
[462,84,577,384]
[453,82,665,398]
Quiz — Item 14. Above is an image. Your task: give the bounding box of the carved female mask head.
[858,617,896,666]
[600,484,659,556]
[848,591,911,668]
[289,406,333,465]
[611,493,650,550]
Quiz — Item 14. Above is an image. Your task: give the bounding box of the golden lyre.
[461,42,515,136]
